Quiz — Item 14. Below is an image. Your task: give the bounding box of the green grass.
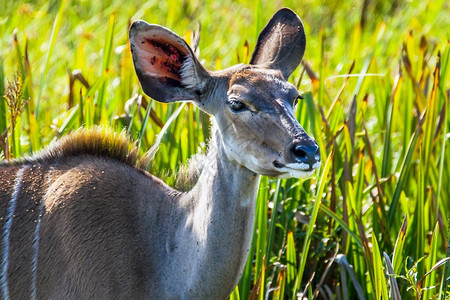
[1,0,449,298]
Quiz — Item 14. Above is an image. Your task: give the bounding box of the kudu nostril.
[293,145,308,160]
[291,143,320,168]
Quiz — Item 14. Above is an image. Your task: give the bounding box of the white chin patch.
[278,169,315,179]
[276,162,321,179]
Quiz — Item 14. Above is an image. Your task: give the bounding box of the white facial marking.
[285,162,310,171]
[270,74,290,94]
[276,160,321,179]
[312,161,321,169]
[279,168,315,179]
[1,166,27,299]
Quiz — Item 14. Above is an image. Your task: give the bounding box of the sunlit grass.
[1,0,449,298]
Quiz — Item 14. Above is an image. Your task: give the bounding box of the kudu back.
[0,8,320,299]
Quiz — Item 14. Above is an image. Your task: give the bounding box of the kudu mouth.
[272,137,321,177]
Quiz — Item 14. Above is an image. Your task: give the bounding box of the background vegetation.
[0,0,449,298]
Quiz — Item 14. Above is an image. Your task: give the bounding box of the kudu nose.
[291,142,320,169]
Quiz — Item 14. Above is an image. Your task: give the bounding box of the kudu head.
[129,8,320,178]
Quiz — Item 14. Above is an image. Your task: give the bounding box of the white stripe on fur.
[30,165,52,300]
[31,199,44,300]
[1,166,27,299]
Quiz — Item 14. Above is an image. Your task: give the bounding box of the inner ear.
[250,8,306,79]
[137,34,189,83]
[129,21,208,103]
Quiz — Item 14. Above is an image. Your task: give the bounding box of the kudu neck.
[191,124,260,205]
[163,125,260,297]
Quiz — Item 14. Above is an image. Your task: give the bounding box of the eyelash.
[293,95,303,107]
[228,99,247,112]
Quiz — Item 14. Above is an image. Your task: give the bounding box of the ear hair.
[129,21,209,103]
[180,55,206,92]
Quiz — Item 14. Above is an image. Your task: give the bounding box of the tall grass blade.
[383,252,401,300]
[254,0,263,41]
[435,74,447,224]
[293,150,333,295]
[317,29,325,107]
[392,216,407,274]
[254,178,267,286]
[0,57,5,138]
[421,257,450,289]
[319,204,363,250]
[286,231,297,291]
[57,105,79,136]
[94,13,115,124]
[273,270,286,300]
[138,102,186,169]
[372,235,389,300]
[387,110,426,227]
[423,223,440,299]
[258,258,265,300]
[13,31,25,80]
[335,254,366,300]
[35,0,67,119]
[413,149,426,274]
[266,179,282,258]
[230,286,240,300]
[137,98,153,147]
[381,67,402,179]
[421,56,440,187]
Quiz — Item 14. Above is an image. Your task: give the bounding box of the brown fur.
[34,158,154,299]
[0,138,169,298]
[0,127,152,298]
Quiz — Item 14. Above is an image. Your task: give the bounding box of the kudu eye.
[293,95,303,107]
[228,99,247,113]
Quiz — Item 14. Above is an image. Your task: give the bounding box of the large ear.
[250,8,306,79]
[129,20,209,103]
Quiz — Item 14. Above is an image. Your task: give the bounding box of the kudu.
[0,8,320,299]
